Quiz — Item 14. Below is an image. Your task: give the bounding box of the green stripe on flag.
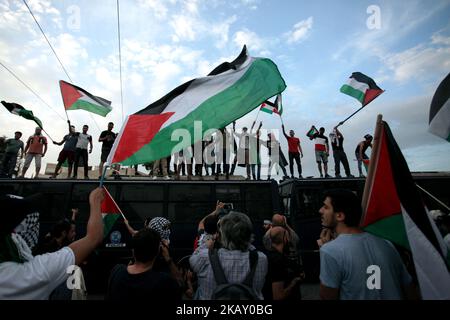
[261,108,273,114]
[363,214,410,250]
[340,84,365,104]
[103,214,120,238]
[68,100,112,117]
[117,58,286,165]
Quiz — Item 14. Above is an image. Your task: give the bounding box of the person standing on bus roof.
[98,122,116,178]
[282,124,303,179]
[355,134,373,178]
[311,126,331,178]
[329,125,354,178]
[73,125,93,180]
[20,127,47,179]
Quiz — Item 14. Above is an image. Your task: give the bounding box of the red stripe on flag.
[110,112,174,164]
[361,128,401,227]
[59,80,82,109]
[101,187,122,214]
[363,89,384,106]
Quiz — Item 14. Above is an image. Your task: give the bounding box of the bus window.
[120,184,163,201]
[168,202,213,223]
[215,184,241,202]
[169,184,212,202]
[120,202,164,221]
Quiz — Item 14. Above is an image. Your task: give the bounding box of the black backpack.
[208,248,259,300]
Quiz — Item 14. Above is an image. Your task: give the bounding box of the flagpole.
[415,183,450,212]
[360,114,383,224]
[41,128,55,143]
[339,90,385,126]
[99,165,109,188]
[254,108,261,124]
[103,185,127,221]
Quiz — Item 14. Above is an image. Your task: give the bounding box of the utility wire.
[117,0,124,123]
[22,0,73,83]
[22,0,102,132]
[0,61,66,121]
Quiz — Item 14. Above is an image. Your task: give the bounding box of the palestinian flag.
[340,72,384,106]
[260,94,283,115]
[428,72,450,142]
[1,101,43,128]
[107,45,286,165]
[101,187,122,237]
[361,120,450,300]
[59,80,112,117]
[306,126,318,140]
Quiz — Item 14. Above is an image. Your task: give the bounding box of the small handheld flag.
[260,94,283,115]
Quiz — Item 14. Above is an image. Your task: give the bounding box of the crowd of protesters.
[4,185,447,301]
[0,120,373,180]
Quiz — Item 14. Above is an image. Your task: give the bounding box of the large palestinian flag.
[59,80,112,117]
[1,100,43,128]
[340,72,384,106]
[260,94,283,115]
[428,72,450,142]
[107,46,286,165]
[361,120,450,299]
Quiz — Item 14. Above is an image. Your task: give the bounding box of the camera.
[218,203,233,217]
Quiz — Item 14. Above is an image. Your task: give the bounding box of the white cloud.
[210,15,237,49]
[52,33,89,68]
[170,14,197,42]
[284,17,313,45]
[382,35,450,83]
[233,28,266,52]
[137,0,168,19]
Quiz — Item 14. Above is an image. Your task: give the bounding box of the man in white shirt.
[73,125,93,179]
[0,188,104,299]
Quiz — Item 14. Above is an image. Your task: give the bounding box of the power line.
[22,0,101,132]
[0,61,66,121]
[117,0,124,123]
[22,0,73,83]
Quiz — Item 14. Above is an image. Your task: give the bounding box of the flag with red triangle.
[59,80,112,117]
[361,120,450,299]
[101,187,122,237]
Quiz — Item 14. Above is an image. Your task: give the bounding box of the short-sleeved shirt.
[99,130,117,149]
[27,135,47,154]
[320,232,412,300]
[62,134,78,151]
[0,247,75,300]
[5,139,24,154]
[189,247,268,300]
[75,133,92,150]
[286,136,300,153]
[106,264,181,301]
[313,134,328,152]
[330,134,344,151]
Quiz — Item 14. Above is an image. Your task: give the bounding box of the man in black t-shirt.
[106,228,181,301]
[329,126,353,178]
[98,122,116,177]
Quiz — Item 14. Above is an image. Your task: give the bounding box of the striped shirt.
[314,134,328,151]
[190,247,268,300]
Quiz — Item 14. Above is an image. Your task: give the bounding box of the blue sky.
[1,0,449,177]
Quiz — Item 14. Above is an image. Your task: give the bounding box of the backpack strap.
[208,248,228,285]
[242,250,258,287]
